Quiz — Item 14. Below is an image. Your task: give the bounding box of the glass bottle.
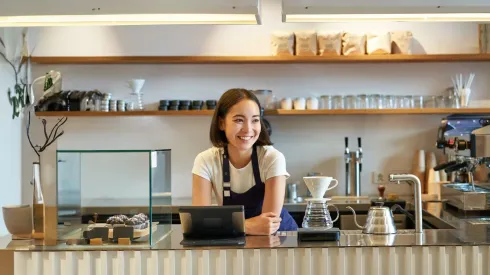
[32,162,45,239]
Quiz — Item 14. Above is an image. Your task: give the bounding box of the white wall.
[24,0,490,202]
[0,28,23,235]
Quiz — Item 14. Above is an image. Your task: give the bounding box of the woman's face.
[220,99,261,152]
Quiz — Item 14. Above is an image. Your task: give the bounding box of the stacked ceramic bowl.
[109,100,117,112]
[100,93,112,112]
[117,100,126,111]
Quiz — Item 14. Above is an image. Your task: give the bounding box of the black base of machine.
[298,228,340,242]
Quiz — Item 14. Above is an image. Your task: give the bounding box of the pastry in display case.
[56,149,172,247]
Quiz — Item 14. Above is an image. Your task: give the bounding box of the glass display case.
[56,149,172,248]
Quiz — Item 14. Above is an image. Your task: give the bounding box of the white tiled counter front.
[13,243,490,275]
[9,226,490,275]
[8,200,490,275]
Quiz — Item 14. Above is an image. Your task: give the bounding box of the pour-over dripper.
[303,176,338,200]
[126,79,145,110]
[127,79,145,94]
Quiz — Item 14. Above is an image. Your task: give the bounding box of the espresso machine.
[435,115,490,210]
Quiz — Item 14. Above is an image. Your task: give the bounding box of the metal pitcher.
[346,204,397,234]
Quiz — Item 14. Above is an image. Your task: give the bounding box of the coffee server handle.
[328,204,340,223]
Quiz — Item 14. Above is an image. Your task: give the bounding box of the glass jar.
[369,94,383,109]
[345,95,357,109]
[424,96,436,108]
[321,95,332,109]
[403,96,414,109]
[384,95,394,109]
[394,95,404,108]
[435,96,447,108]
[332,95,344,109]
[357,94,368,109]
[413,95,424,108]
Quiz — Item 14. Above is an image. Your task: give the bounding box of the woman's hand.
[245,212,282,235]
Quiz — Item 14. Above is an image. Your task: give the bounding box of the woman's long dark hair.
[210,88,272,147]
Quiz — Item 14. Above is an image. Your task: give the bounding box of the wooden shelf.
[269,108,490,115]
[29,54,490,64]
[35,108,490,117]
[35,110,216,117]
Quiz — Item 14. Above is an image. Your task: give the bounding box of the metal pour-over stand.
[298,177,341,242]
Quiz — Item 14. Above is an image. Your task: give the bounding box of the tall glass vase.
[32,162,45,239]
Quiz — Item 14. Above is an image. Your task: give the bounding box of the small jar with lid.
[320,95,332,109]
[332,95,344,109]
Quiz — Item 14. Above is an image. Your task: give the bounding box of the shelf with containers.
[31,54,490,118]
[36,108,490,117]
[28,54,490,64]
[56,149,172,248]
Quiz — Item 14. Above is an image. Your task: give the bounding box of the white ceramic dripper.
[127,79,145,94]
[126,79,145,110]
[303,176,339,201]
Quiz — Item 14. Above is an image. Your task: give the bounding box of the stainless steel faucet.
[389,173,424,234]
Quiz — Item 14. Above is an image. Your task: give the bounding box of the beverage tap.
[344,137,351,196]
[345,137,363,196]
[354,137,362,196]
[358,137,363,173]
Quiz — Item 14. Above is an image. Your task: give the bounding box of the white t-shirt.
[192,146,290,205]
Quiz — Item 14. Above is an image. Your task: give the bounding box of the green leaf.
[7,88,13,105]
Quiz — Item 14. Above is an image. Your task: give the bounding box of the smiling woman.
[191,88,298,235]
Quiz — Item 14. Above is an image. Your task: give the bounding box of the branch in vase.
[41,130,64,151]
[26,111,40,162]
[38,117,68,153]
[0,51,19,84]
[42,119,48,140]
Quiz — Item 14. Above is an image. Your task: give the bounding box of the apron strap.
[251,146,263,185]
[222,146,262,199]
[222,147,231,198]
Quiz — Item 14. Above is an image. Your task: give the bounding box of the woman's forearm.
[261,176,286,215]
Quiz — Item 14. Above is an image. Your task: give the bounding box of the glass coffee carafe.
[302,198,339,229]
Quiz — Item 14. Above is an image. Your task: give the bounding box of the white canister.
[306,97,319,110]
[293,97,306,110]
[280,97,293,110]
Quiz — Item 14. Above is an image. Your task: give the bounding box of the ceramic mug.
[306,97,319,110]
[280,97,293,110]
[294,97,306,110]
[2,205,33,237]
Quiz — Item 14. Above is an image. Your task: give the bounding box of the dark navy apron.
[222,146,298,232]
